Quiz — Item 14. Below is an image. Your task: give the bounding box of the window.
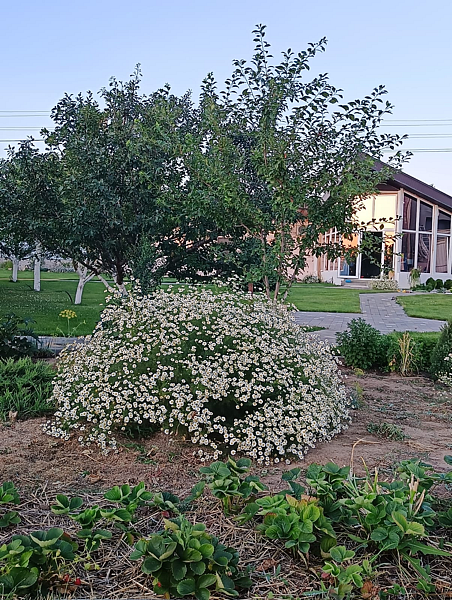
[401,233,416,272]
[436,236,449,273]
[417,233,431,273]
[402,195,417,230]
[419,202,433,232]
[438,211,451,234]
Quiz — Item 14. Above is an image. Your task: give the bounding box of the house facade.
[313,169,452,289]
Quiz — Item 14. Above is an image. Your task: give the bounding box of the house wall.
[318,188,452,288]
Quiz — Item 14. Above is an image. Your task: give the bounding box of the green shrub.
[0,357,55,421]
[431,321,452,380]
[445,279,452,291]
[0,313,39,360]
[435,278,444,290]
[426,277,436,291]
[336,319,388,370]
[386,331,439,374]
[44,287,349,462]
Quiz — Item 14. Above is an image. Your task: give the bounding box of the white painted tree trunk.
[33,249,41,292]
[97,274,115,293]
[74,264,95,305]
[11,258,19,282]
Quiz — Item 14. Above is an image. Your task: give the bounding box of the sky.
[1,0,452,193]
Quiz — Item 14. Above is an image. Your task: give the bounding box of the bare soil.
[0,372,452,492]
[1,370,451,492]
[1,370,451,599]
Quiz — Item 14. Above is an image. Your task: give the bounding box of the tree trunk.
[97,274,115,293]
[33,248,41,292]
[74,264,95,305]
[11,258,19,282]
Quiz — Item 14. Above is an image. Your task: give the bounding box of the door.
[360,232,383,278]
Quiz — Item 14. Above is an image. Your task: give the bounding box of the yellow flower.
[59,309,77,319]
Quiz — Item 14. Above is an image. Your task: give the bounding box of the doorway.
[360,232,383,278]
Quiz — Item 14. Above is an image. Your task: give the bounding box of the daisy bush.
[439,353,452,387]
[43,286,349,463]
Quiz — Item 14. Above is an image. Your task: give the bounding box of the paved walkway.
[294,293,446,343]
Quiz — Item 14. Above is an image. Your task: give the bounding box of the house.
[312,167,452,289]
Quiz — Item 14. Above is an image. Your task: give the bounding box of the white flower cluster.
[439,353,452,387]
[43,286,350,463]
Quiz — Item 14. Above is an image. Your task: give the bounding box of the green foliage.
[366,422,407,441]
[336,318,388,370]
[130,516,251,599]
[184,25,407,302]
[0,313,39,360]
[321,547,364,599]
[435,278,444,289]
[200,457,266,514]
[430,321,452,379]
[0,357,55,421]
[426,277,436,292]
[0,528,77,596]
[0,482,21,529]
[386,331,439,374]
[255,494,336,555]
[445,279,452,290]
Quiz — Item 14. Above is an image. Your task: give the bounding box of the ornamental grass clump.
[43,286,349,462]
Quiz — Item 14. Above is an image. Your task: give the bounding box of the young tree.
[42,70,196,295]
[185,25,409,301]
[0,143,60,291]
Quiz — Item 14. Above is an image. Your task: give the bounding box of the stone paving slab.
[295,292,446,344]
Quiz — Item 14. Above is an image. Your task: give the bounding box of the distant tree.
[0,142,60,291]
[185,25,410,301]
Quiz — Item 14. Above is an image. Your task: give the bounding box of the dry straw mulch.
[1,482,452,600]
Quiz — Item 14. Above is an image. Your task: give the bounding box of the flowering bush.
[367,279,399,290]
[43,286,349,462]
[439,353,452,387]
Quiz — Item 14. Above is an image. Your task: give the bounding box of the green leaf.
[392,511,408,533]
[197,574,217,588]
[177,578,196,595]
[199,543,214,558]
[195,588,210,600]
[405,522,425,537]
[171,559,187,581]
[104,486,122,501]
[444,455,452,466]
[190,561,206,575]
[141,556,162,574]
[402,540,451,557]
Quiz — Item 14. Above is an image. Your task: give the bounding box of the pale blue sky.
[1,0,451,192]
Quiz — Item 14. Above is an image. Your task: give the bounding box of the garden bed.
[1,370,451,598]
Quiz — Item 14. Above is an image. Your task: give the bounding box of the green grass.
[397,294,452,321]
[286,284,363,313]
[0,270,397,336]
[0,357,55,421]
[0,278,106,336]
[0,269,81,281]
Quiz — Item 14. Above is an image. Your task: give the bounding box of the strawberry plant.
[255,494,336,554]
[0,528,77,595]
[321,546,364,599]
[200,456,266,514]
[0,481,21,528]
[130,516,252,599]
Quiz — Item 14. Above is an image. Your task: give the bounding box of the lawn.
[1,272,393,337]
[397,293,452,321]
[0,277,106,335]
[286,283,363,313]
